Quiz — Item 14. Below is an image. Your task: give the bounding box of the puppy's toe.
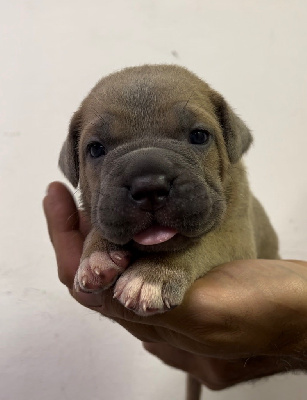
[75,251,129,294]
[113,268,184,316]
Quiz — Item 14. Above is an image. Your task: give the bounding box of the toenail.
[82,276,87,287]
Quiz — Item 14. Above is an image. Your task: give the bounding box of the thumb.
[43,181,84,287]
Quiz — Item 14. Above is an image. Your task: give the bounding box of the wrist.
[267,261,307,360]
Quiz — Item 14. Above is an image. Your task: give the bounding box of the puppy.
[59,65,279,400]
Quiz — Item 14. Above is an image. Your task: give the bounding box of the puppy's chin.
[96,208,226,251]
[130,233,200,253]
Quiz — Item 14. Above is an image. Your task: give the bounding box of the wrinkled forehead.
[81,69,218,141]
[88,67,213,106]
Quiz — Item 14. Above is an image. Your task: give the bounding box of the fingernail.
[45,182,57,197]
[125,299,132,308]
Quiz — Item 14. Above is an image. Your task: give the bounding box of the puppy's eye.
[87,142,105,158]
[189,129,210,145]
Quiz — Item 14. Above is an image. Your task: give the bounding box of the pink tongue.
[133,226,178,245]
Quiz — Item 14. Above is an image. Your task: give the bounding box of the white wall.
[1,1,307,399]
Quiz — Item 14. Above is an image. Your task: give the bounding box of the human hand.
[43,182,307,388]
[142,342,307,390]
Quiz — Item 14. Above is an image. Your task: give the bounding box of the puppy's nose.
[129,175,170,211]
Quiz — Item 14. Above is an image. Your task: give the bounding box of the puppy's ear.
[211,91,253,163]
[58,109,82,187]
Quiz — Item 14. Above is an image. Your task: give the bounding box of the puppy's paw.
[113,267,188,316]
[75,251,130,294]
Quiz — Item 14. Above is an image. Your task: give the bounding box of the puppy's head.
[59,65,252,251]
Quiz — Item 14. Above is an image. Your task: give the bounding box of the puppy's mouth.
[132,225,178,246]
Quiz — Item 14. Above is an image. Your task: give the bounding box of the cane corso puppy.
[59,64,278,317]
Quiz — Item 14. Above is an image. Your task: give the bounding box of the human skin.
[43,181,307,389]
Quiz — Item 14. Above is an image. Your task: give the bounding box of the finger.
[43,182,80,240]
[69,276,212,352]
[142,343,291,390]
[143,342,197,373]
[69,286,164,341]
[78,210,92,238]
[43,182,85,287]
[196,356,297,390]
[69,288,106,308]
[70,285,217,353]
[112,317,164,342]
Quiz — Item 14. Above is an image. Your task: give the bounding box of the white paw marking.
[114,269,175,316]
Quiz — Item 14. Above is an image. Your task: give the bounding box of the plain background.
[1,1,307,399]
